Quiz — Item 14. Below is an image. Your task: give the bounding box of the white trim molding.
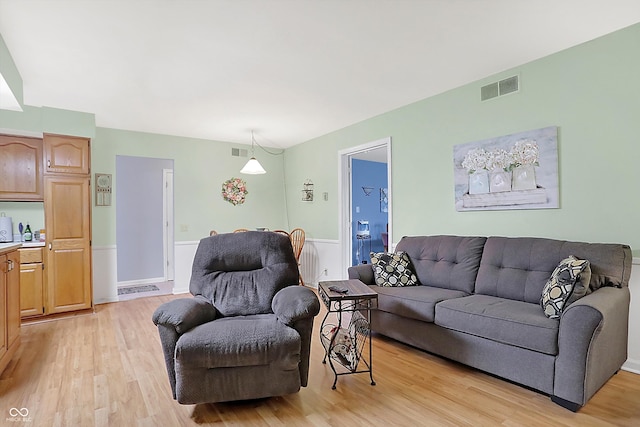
[622,257,640,374]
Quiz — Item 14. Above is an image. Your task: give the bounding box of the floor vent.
[231,148,248,157]
[481,75,519,101]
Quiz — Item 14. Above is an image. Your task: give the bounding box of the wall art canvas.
[453,126,559,211]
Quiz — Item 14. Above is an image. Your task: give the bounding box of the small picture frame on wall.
[95,173,112,206]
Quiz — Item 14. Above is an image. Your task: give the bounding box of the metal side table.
[318,279,377,389]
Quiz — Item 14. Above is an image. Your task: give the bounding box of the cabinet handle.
[49,243,52,250]
[7,259,13,271]
[47,159,51,168]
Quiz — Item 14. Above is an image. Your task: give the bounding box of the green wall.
[284,23,640,255]
[92,128,288,245]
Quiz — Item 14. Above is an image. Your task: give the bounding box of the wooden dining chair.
[289,228,305,285]
[209,230,218,236]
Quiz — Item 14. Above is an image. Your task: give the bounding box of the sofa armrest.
[348,264,375,285]
[272,286,320,326]
[152,295,218,334]
[554,286,630,408]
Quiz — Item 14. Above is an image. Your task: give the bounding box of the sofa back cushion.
[395,235,486,293]
[475,236,632,304]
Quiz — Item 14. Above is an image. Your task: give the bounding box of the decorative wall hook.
[302,179,314,201]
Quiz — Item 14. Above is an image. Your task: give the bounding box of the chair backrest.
[289,228,305,261]
[233,228,249,233]
[190,231,299,316]
[209,230,218,236]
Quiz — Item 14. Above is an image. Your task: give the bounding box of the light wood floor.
[1,292,639,426]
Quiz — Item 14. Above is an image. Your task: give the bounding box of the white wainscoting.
[300,238,343,288]
[173,241,199,294]
[92,245,118,304]
[623,257,640,374]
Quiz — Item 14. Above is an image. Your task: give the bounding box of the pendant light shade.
[241,130,267,174]
[240,157,266,174]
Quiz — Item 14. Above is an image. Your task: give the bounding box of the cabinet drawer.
[19,247,43,264]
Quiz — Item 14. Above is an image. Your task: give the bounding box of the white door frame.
[338,137,392,277]
[163,168,175,281]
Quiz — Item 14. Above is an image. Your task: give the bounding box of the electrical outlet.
[323,268,328,276]
[180,224,189,232]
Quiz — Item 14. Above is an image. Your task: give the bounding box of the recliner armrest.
[272,286,320,326]
[152,295,218,334]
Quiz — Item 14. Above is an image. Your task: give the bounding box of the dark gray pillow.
[540,255,591,319]
[370,251,418,287]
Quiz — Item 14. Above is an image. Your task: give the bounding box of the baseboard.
[94,296,119,305]
[622,358,640,374]
[173,285,190,295]
[117,277,165,288]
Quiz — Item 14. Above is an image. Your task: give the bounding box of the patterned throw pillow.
[540,255,591,319]
[369,251,418,287]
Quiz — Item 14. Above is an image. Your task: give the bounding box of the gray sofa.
[348,235,632,411]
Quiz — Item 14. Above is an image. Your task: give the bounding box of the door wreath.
[221,177,248,205]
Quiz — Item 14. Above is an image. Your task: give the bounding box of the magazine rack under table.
[318,279,378,389]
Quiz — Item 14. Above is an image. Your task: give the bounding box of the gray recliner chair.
[152,231,320,404]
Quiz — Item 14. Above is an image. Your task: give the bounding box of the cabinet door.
[0,135,44,200]
[20,263,44,318]
[6,250,20,346]
[43,134,90,175]
[0,254,7,361]
[45,176,92,313]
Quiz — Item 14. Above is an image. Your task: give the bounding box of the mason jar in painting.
[468,171,489,194]
[489,170,512,193]
[512,164,537,191]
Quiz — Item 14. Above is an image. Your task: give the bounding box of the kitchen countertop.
[0,242,22,253]
[0,241,46,253]
[20,241,46,248]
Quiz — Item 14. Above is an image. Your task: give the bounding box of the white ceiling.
[1,1,639,148]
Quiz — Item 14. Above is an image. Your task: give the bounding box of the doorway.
[339,137,392,276]
[115,155,175,296]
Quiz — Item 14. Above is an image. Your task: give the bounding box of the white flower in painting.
[511,139,539,166]
[486,149,513,171]
[461,148,489,173]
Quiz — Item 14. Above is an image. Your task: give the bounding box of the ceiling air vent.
[231,148,248,157]
[481,75,519,101]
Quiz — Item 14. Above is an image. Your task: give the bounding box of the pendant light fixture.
[240,130,267,174]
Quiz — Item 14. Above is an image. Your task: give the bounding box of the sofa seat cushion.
[435,294,559,355]
[373,285,468,323]
[176,314,301,369]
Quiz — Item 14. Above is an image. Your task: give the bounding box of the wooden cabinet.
[2,132,92,318]
[1,247,20,375]
[44,175,92,314]
[0,134,44,201]
[19,247,45,318]
[43,134,90,175]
